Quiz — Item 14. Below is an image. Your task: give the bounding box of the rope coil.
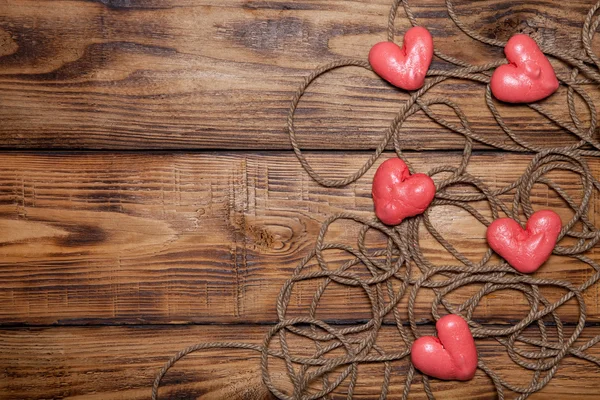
[153,1,600,398]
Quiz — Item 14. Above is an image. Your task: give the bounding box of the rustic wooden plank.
[2,324,600,399]
[0,0,598,149]
[0,151,598,325]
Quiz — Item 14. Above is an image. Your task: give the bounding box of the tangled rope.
[153,0,600,398]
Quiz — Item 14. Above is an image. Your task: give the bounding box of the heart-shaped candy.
[411,314,478,381]
[368,26,433,91]
[490,34,559,103]
[486,210,562,274]
[372,158,435,226]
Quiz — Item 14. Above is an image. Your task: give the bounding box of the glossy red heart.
[368,26,433,91]
[490,34,559,103]
[372,158,435,226]
[486,210,562,274]
[411,314,478,381]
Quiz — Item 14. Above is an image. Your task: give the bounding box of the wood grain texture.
[0,0,599,149]
[3,0,600,398]
[0,151,598,325]
[2,324,600,399]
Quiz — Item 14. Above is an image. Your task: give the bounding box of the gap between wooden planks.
[0,151,597,326]
[0,0,598,149]
[1,324,600,399]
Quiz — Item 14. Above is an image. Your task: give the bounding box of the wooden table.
[2,0,600,398]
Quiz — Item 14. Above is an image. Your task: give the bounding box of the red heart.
[486,210,562,274]
[411,314,478,381]
[490,34,559,103]
[372,158,435,226]
[368,26,433,91]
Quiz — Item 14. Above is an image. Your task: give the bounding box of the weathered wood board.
[0,152,597,325]
[0,0,598,149]
[2,325,600,399]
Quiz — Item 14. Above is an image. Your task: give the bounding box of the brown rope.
[152,1,600,398]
